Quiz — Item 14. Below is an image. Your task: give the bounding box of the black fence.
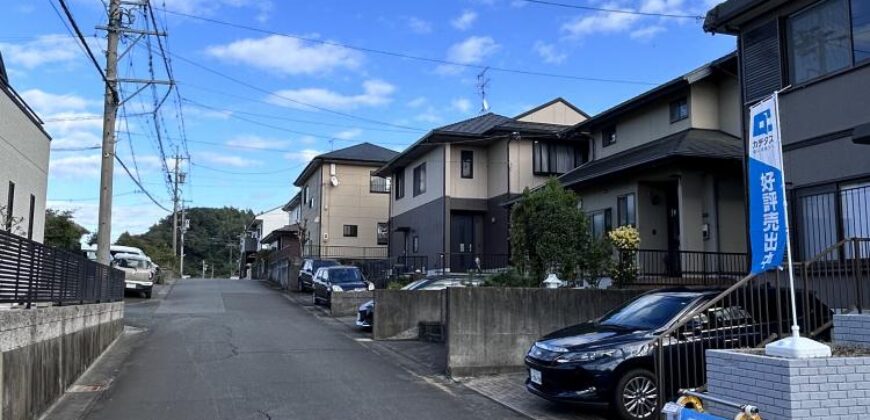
[0,230,125,307]
[355,255,429,289]
[445,253,510,274]
[652,238,870,407]
[628,249,748,286]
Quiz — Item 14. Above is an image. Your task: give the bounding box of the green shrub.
[484,269,535,288]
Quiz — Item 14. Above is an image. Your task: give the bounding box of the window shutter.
[742,20,782,103]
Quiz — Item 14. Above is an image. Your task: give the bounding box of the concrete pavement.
[61,278,525,420]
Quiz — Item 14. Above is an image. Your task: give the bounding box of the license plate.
[125,283,135,289]
[530,368,542,385]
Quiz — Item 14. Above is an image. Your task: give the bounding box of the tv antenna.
[477,67,491,114]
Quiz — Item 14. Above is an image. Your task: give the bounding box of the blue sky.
[0,0,735,238]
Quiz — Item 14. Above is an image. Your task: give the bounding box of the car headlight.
[555,349,622,364]
[367,282,375,291]
[331,285,343,292]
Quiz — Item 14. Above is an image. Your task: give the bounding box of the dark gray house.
[705,0,870,259]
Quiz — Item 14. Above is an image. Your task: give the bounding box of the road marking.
[354,337,373,342]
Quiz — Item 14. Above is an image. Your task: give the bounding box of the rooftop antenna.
[477,67,490,114]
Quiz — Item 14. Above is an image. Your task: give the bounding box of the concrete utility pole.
[95,0,121,265]
[180,204,187,276]
[201,260,206,279]
[172,151,179,256]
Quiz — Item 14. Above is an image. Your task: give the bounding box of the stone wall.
[0,302,124,420]
[706,349,870,420]
[833,313,870,347]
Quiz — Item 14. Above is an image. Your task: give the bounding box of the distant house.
[557,54,747,276]
[293,143,399,257]
[0,50,51,242]
[282,191,302,226]
[705,0,870,260]
[240,205,290,275]
[375,98,589,272]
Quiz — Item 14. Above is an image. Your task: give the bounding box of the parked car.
[524,287,831,420]
[113,253,154,299]
[356,275,484,329]
[312,266,373,306]
[298,259,339,292]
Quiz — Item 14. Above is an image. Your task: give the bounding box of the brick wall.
[833,313,870,347]
[706,349,870,420]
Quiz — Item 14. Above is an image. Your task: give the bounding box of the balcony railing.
[302,245,388,260]
[627,249,749,286]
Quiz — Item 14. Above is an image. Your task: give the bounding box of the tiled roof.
[316,142,399,163]
[559,129,742,187]
[433,113,514,136]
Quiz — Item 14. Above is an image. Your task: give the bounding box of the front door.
[451,214,475,272]
[665,182,682,276]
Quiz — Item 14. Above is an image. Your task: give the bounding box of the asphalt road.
[81,278,524,420]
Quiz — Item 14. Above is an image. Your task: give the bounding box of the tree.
[510,178,592,282]
[0,205,25,237]
[44,209,89,250]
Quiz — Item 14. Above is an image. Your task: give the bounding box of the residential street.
[78,278,525,420]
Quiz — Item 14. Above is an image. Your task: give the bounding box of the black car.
[524,287,831,420]
[356,275,483,328]
[298,259,339,292]
[312,266,372,306]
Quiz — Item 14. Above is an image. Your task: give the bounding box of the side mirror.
[685,318,704,333]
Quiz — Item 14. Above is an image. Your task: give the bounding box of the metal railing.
[445,253,510,274]
[356,256,429,289]
[629,249,748,286]
[652,238,869,406]
[302,244,389,260]
[0,230,125,307]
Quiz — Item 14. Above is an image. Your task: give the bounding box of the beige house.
[293,143,398,257]
[375,98,589,272]
[0,52,51,243]
[558,53,747,278]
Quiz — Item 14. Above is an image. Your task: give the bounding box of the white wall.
[256,207,288,249]
[516,100,587,125]
[0,89,50,242]
[447,145,489,199]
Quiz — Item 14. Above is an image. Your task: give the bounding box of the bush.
[484,269,535,288]
[608,225,640,287]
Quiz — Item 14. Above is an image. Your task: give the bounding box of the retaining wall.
[373,290,445,340]
[0,302,124,420]
[330,291,373,317]
[445,288,643,377]
[833,313,870,347]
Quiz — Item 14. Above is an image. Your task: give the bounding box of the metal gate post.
[854,238,864,314]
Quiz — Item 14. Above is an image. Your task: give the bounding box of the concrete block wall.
[373,290,445,340]
[833,313,870,347]
[330,291,373,317]
[0,302,124,420]
[706,349,870,420]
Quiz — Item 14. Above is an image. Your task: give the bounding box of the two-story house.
[0,51,51,243]
[557,54,747,278]
[705,0,870,261]
[375,98,589,272]
[293,142,398,258]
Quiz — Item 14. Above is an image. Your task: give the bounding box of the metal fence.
[629,249,748,286]
[652,238,870,406]
[0,230,125,307]
[445,253,510,274]
[355,255,429,289]
[302,244,389,260]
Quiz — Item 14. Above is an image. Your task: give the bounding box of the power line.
[190,161,305,175]
[156,7,658,86]
[114,154,172,212]
[52,0,119,99]
[518,0,704,19]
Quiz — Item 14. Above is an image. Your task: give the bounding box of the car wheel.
[613,368,659,420]
[144,291,152,299]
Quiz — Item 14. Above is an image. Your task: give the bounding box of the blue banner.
[748,94,787,274]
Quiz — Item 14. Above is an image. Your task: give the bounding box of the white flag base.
[765,334,832,359]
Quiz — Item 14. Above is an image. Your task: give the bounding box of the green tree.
[510,178,592,282]
[43,209,89,251]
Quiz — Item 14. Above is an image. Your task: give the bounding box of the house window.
[412,236,419,253]
[343,225,358,237]
[460,150,473,179]
[669,98,688,123]
[853,1,870,63]
[589,209,612,238]
[395,168,405,199]
[796,180,870,259]
[602,126,617,147]
[787,0,851,84]
[27,194,35,240]
[617,194,636,227]
[377,222,388,245]
[304,186,313,208]
[5,181,14,232]
[370,172,391,193]
[413,163,426,196]
[533,142,583,175]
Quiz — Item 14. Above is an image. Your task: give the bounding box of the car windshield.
[402,279,429,290]
[328,268,363,283]
[118,259,149,269]
[313,260,339,271]
[599,293,698,330]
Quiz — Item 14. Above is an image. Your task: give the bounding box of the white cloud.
[407,97,428,108]
[436,36,499,74]
[298,136,317,145]
[205,34,362,75]
[198,152,262,168]
[451,98,472,113]
[533,41,567,64]
[334,128,362,140]
[20,89,92,115]
[0,35,87,69]
[161,0,273,18]
[560,0,702,40]
[225,135,289,150]
[284,149,322,163]
[451,10,478,31]
[415,107,443,123]
[407,17,433,34]
[46,200,170,239]
[630,25,666,40]
[50,154,103,178]
[561,4,640,38]
[267,80,396,110]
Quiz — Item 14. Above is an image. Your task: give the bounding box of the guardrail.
[0,230,125,307]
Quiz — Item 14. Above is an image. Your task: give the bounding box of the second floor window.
[461,150,473,179]
[617,194,636,227]
[787,0,869,85]
[343,225,358,237]
[377,222,389,245]
[395,168,405,199]
[670,98,688,123]
[413,163,426,196]
[533,142,583,175]
[370,173,391,193]
[602,126,617,147]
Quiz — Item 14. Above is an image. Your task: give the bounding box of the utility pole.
[171,151,187,273]
[95,0,121,265]
[180,204,187,277]
[201,260,206,279]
